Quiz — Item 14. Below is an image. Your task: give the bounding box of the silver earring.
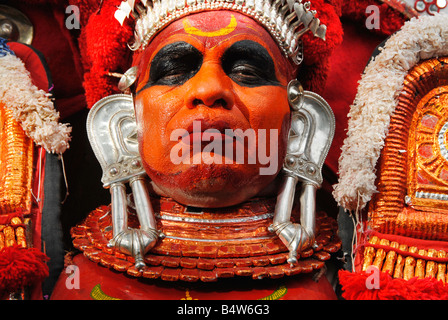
[87,94,164,270]
[269,80,335,265]
[118,66,138,92]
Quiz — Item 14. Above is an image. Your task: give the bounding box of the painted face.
[134,11,295,208]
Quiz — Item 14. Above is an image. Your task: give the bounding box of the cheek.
[237,87,290,169]
[134,88,183,169]
[238,86,290,132]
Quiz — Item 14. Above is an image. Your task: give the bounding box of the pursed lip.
[180,119,235,144]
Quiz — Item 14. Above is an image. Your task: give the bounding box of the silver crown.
[115,0,327,65]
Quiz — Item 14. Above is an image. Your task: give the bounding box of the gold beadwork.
[360,235,448,281]
[0,102,34,214]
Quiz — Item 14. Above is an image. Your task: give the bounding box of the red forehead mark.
[178,11,272,50]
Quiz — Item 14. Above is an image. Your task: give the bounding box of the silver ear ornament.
[86,94,163,270]
[270,80,335,265]
[118,66,138,92]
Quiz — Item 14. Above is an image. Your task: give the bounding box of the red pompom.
[81,0,134,107]
[299,0,343,93]
[302,0,344,66]
[0,246,49,297]
[339,269,448,300]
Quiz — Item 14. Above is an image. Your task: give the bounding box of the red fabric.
[50,253,337,300]
[321,20,391,174]
[0,246,49,298]
[7,42,49,92]
[342,0,407,36]
[339,269,448,300]
[30,147,46,263]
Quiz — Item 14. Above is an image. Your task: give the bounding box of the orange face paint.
[134,10,296,208]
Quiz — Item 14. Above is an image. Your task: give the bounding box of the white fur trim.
[333,14,448,212]
[0,54,71,154]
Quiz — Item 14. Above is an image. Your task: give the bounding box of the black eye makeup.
[138,41,203,92]
[137,39,280,93]
[221,40,280,87]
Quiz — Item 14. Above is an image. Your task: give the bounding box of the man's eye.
[145,41,203,88]
[155,65,195,84]
[152,54,202,86]
[221,40,280,88]
[230,65,264,82]
[226,62,276,87]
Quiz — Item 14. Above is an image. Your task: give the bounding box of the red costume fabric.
[52,253,338,300]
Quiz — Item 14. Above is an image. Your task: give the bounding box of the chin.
[146,162,278,208]
[157,187,258,208]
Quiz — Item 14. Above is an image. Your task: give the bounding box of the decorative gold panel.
[0,102,34,214]
[408,86,448,209]
[368,57,448,240]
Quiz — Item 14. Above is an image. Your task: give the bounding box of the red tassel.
[339,269,448,300]
[0,246,49,296]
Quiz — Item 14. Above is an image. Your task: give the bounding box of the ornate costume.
[5,0,448,301]
[335,13,448,299]
[50,0,345,300]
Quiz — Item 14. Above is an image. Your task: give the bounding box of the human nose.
[185,62,235,110]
